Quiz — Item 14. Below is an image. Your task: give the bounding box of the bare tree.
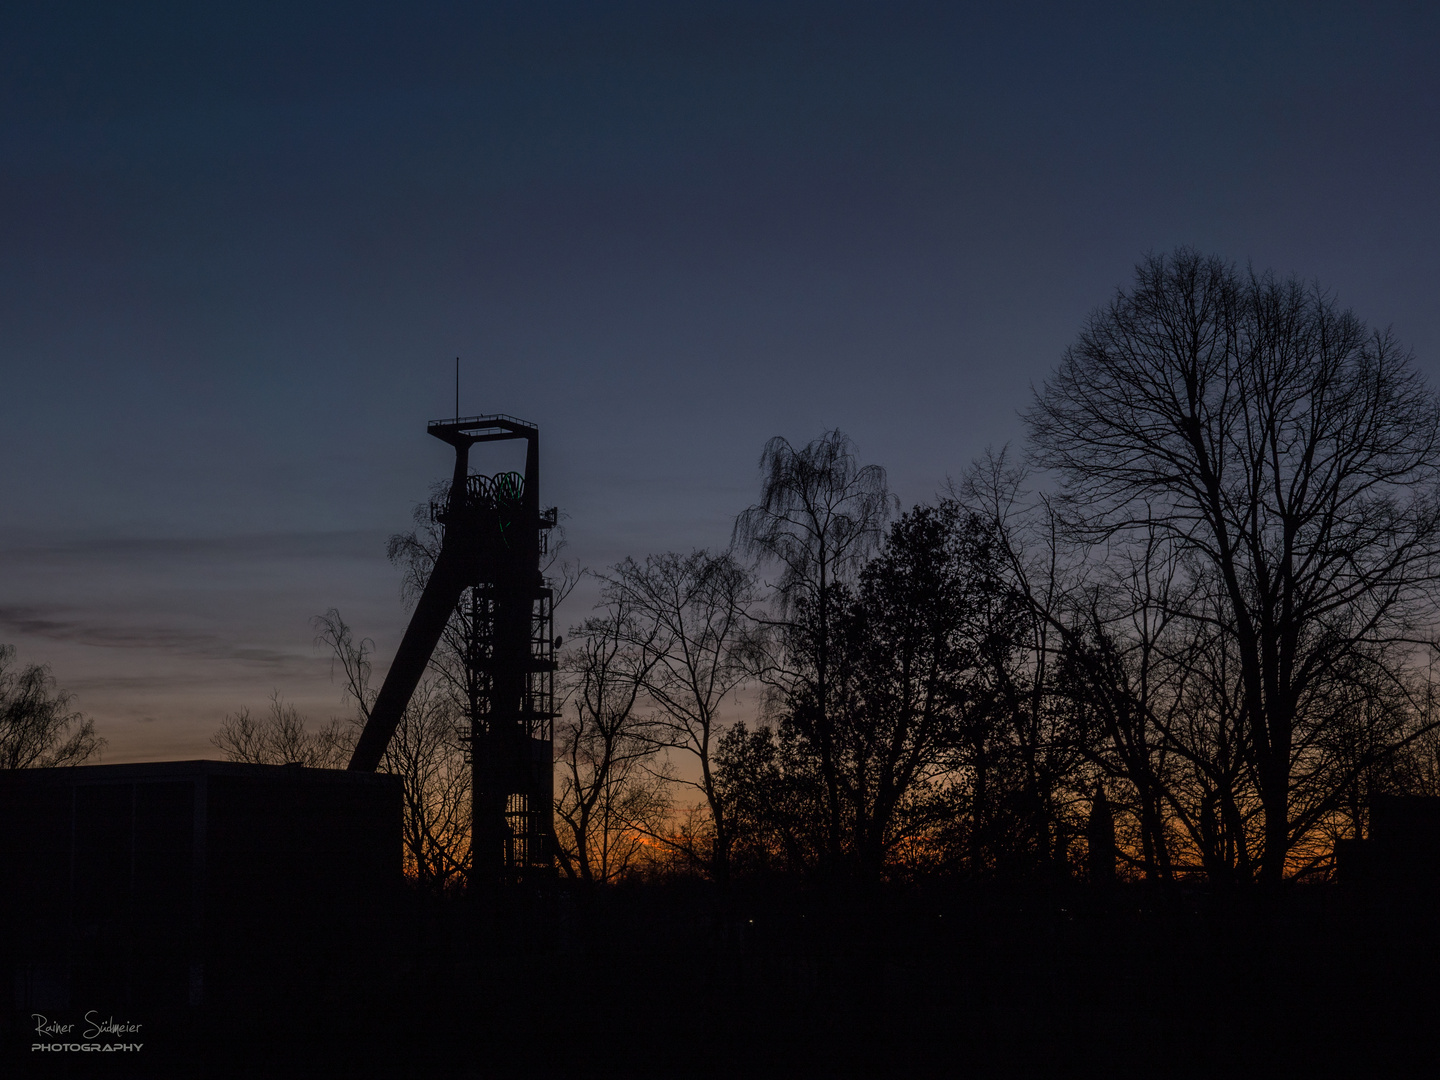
[211,691,350,768]
[382,678,472,889]
[0,644,104,769]
[600,550,758,884]
[734,431,896,865]
[313,609,471,890]
[963,454,1272,885]
[1028,248,1440,885]
[553,606,666,886]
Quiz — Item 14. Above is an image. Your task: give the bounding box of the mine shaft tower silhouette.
[348,415,556,888]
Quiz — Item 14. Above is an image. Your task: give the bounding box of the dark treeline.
[560,249,1440,892]
[199,248,1440,894]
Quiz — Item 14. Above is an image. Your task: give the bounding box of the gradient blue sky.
[3,1,1437,761]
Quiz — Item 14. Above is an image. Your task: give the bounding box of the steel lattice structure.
[349,415,556,888]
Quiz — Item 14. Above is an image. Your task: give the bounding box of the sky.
[2,1,1437,763]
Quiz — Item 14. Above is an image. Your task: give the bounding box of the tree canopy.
[0,644,103,770]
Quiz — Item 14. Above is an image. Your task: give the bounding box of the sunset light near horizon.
[2,3,1436,766]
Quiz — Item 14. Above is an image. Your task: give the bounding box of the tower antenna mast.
[348,414,558,892]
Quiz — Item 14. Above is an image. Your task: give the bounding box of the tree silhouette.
[554,604,666,886]
[210,691,350,769]
[0,644,103,769]
[831,500,1021,881]
[734,431,896,868]
[310,609,470,889]
[598,550,758,885]
[1028,248,1440,885]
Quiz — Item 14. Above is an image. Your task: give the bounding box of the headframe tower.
[348,415,556,889]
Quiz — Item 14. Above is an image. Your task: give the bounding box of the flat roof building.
[0,760,402,1011]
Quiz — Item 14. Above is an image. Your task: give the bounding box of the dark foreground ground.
[7,880,1437,1078]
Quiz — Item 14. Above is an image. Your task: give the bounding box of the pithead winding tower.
[348,415,556,889]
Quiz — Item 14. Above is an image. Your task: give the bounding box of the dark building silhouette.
[1336,794,1440,891]
[348,415,557,890]
[0,760,400,1011]
[1086,788,1117,885]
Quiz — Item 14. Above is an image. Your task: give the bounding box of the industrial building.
[1,760,401,1011]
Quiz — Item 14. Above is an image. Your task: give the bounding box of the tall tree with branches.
[312,609,471,890]
[600,550,758,885]
[835,501,1023,880]
[734,431,896,866]
[554,606,666,886]
[0,645,103,769]
[1028,248,1440,885]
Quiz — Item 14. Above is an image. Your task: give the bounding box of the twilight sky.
[2,1,1437,762]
